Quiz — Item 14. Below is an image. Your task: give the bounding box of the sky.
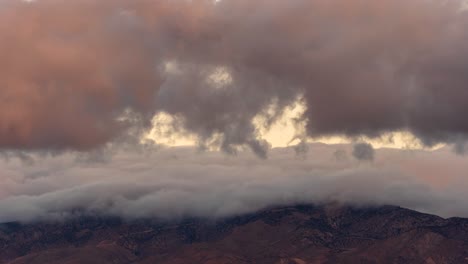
[1,0,468,222]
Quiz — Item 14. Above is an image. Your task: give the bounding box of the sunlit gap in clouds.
[144,61,443,151]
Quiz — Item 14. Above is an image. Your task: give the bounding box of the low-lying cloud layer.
[1,144,468,223]
[2,0,468,223]
[1,0,468,153]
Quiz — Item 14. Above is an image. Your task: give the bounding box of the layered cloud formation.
[1,144,468,223]
[1,0,468,153]
[2,0,468,222]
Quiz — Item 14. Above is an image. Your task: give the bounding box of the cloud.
[352,143,375,161]
[1,144,468,223]
[0,0,468,153]
[333,149,348,162]
[2,0,468,225]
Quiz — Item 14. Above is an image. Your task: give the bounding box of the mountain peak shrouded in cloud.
[4,0,468,232]
[1,0,468,153]
[2,144,468,223]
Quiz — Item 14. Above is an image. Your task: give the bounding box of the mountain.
[1,204,468,264]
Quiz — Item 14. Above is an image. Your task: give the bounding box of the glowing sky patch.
[147,62,443,151]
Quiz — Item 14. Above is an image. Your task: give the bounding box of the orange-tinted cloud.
[1,0,468,152]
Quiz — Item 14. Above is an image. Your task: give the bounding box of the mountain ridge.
[1,204,468,264]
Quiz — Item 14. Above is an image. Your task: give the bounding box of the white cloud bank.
[1,144,467,223]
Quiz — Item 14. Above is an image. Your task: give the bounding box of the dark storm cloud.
[1,0,468,152]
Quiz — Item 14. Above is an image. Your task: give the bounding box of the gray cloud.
[1,144,468,223]
[333,149,348,162]
[352,143,375,161]
[0,0,468,153]
[2,0,468,223]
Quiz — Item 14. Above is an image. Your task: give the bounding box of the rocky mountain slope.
[1,204,468,264]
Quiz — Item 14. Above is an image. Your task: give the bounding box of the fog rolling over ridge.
[1,0,468,153]
[1,144,468,223]
[2,0,468,223]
